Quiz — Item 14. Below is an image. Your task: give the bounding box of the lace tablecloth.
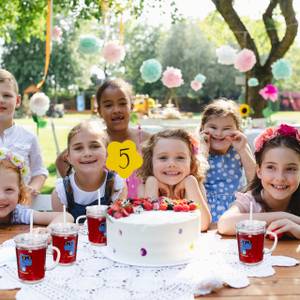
[0,232,298,300]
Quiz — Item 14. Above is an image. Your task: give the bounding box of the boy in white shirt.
[0,69,48,199]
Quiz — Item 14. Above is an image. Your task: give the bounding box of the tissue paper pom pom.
[191,80,202,91]
[271,59,292,80]
[259,84,278,102]
[102,41,125,64]
[248,77,259,87]
[29,92,50,116]
[78,35,101,55]
[52,25,62,42]
[194,73,206,84]
[162,67,184,88]
[234,49,256,72]
[216,45,237,65]
[140,59,162,83]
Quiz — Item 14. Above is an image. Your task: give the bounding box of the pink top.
[233,192,264,213]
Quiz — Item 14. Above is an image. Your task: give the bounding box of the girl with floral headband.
[138,129,211,231]
[198,99,256,223]
[218,124,300,239]
[0,147,73,225]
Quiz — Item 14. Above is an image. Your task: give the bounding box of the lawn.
[14,111,300,194]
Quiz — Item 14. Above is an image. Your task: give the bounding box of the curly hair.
[246,135,300,216]
[138,129,207,184]
[0,160,28,204]
[200,98,242,131]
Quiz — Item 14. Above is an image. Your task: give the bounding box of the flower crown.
[254,124,300,152]
[0,148,28,178]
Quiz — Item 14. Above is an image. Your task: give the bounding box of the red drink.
[237,232,264,264]
[52,234,78,264]
[87,215,107,245]
[16,246,46,283]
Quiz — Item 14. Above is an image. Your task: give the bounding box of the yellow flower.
[239,104,251,118]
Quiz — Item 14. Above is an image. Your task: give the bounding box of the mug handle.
[76,215,87,225]
[46,246,60,271]
[264,231,278,255]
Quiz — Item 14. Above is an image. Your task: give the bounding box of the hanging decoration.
[194,73,206,84]
[234,49,256,72]
[247,77,259,87]
[190,80,202,91]
[102,41,125,64]
[259,84,278,102]
[79,35,101,55]
[140,59,162,83]
[271,58,292,80]
[216,45,237,65]
[52,25,62,42]
[162,67,184,88]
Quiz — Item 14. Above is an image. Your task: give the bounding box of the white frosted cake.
[106,210,201,266]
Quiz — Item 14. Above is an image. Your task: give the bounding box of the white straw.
[63,205,66,225]
[249,201,253,222]
[30,210,34,234]
[98,188,101,206]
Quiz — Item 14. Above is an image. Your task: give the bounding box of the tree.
[211,0,298,117]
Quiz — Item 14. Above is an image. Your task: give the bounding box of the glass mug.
[76,205,107,246]
[50,223,79,265]
[15,233,60,283]
[236,220,278,265]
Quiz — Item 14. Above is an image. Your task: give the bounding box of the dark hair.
[246,135,300,216]
[96,78,133,108]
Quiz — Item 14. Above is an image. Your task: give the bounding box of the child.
[218,124,300,239]
[0,147,73,225]
[138,129,211,231]
[56,78,150,198]
[198,99,256,222]
[0,69,48,199]
[51,120,127,221]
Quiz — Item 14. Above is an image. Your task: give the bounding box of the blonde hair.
[138,129,207,184]
[0,69,19,94]
[0,160,27,204]
[200,98,242,131]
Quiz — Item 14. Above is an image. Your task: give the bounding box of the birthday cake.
[105,198,201,266]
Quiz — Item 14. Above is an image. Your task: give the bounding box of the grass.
[14,111,300,194]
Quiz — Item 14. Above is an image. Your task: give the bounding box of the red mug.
[236,220,277,265]
[76,205,107,246]
[14,233,60,283]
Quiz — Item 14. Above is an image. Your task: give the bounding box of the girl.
[218,124,300,239]
[138,129,211,231]
[199,99,256,222]
[56,78,150,198]
[0,147,72,225]
[51,120,127,221]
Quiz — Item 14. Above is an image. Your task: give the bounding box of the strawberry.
[173,204,183,212]
[143,201,153,211]
[181,204,190,212]
[159,203,168,211]
[189,203,197,211]
[124,205,134,214]
[113,212,123,219]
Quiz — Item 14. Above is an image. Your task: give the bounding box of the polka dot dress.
[205,147,244,223]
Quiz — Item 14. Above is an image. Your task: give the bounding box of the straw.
[63,205,66,225]
[98,188,101,206]
[249,201,253,222]
[30,210,34,234]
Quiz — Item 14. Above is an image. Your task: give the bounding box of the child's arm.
[51,190,64,212]
[267,219,300,239]
[218,205,300,235]
[230,131,256,182]
[175,175,211,231]
[33,210,74,226]
[143,176,170,199]
[27,175,47,197]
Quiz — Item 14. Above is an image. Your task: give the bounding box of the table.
[0,225,299,300]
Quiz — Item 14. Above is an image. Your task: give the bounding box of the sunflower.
[239,104,251,118]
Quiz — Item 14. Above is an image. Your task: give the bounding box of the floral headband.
[0,148,28,178]
[254,124,300,153]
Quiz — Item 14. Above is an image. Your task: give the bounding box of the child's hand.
[158,181,171,198]
[198,130,210,156]
[267,219,300,239]
[226,131,248,152]
[174,175,197,199]
[26,185,40,197]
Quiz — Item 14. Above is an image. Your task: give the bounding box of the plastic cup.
[50,223,79,265]
[76,205,107,246]
[15,233,60,283]
[236,220,277,265]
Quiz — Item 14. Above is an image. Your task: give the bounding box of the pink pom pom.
[162,67,184,88]
[190,80,202,91]
[259,84,278,102]
[102,41,125,64]
[234,49,256,72]
[52,25,62,42]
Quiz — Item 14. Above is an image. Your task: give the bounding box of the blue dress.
[204,147,245,222]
